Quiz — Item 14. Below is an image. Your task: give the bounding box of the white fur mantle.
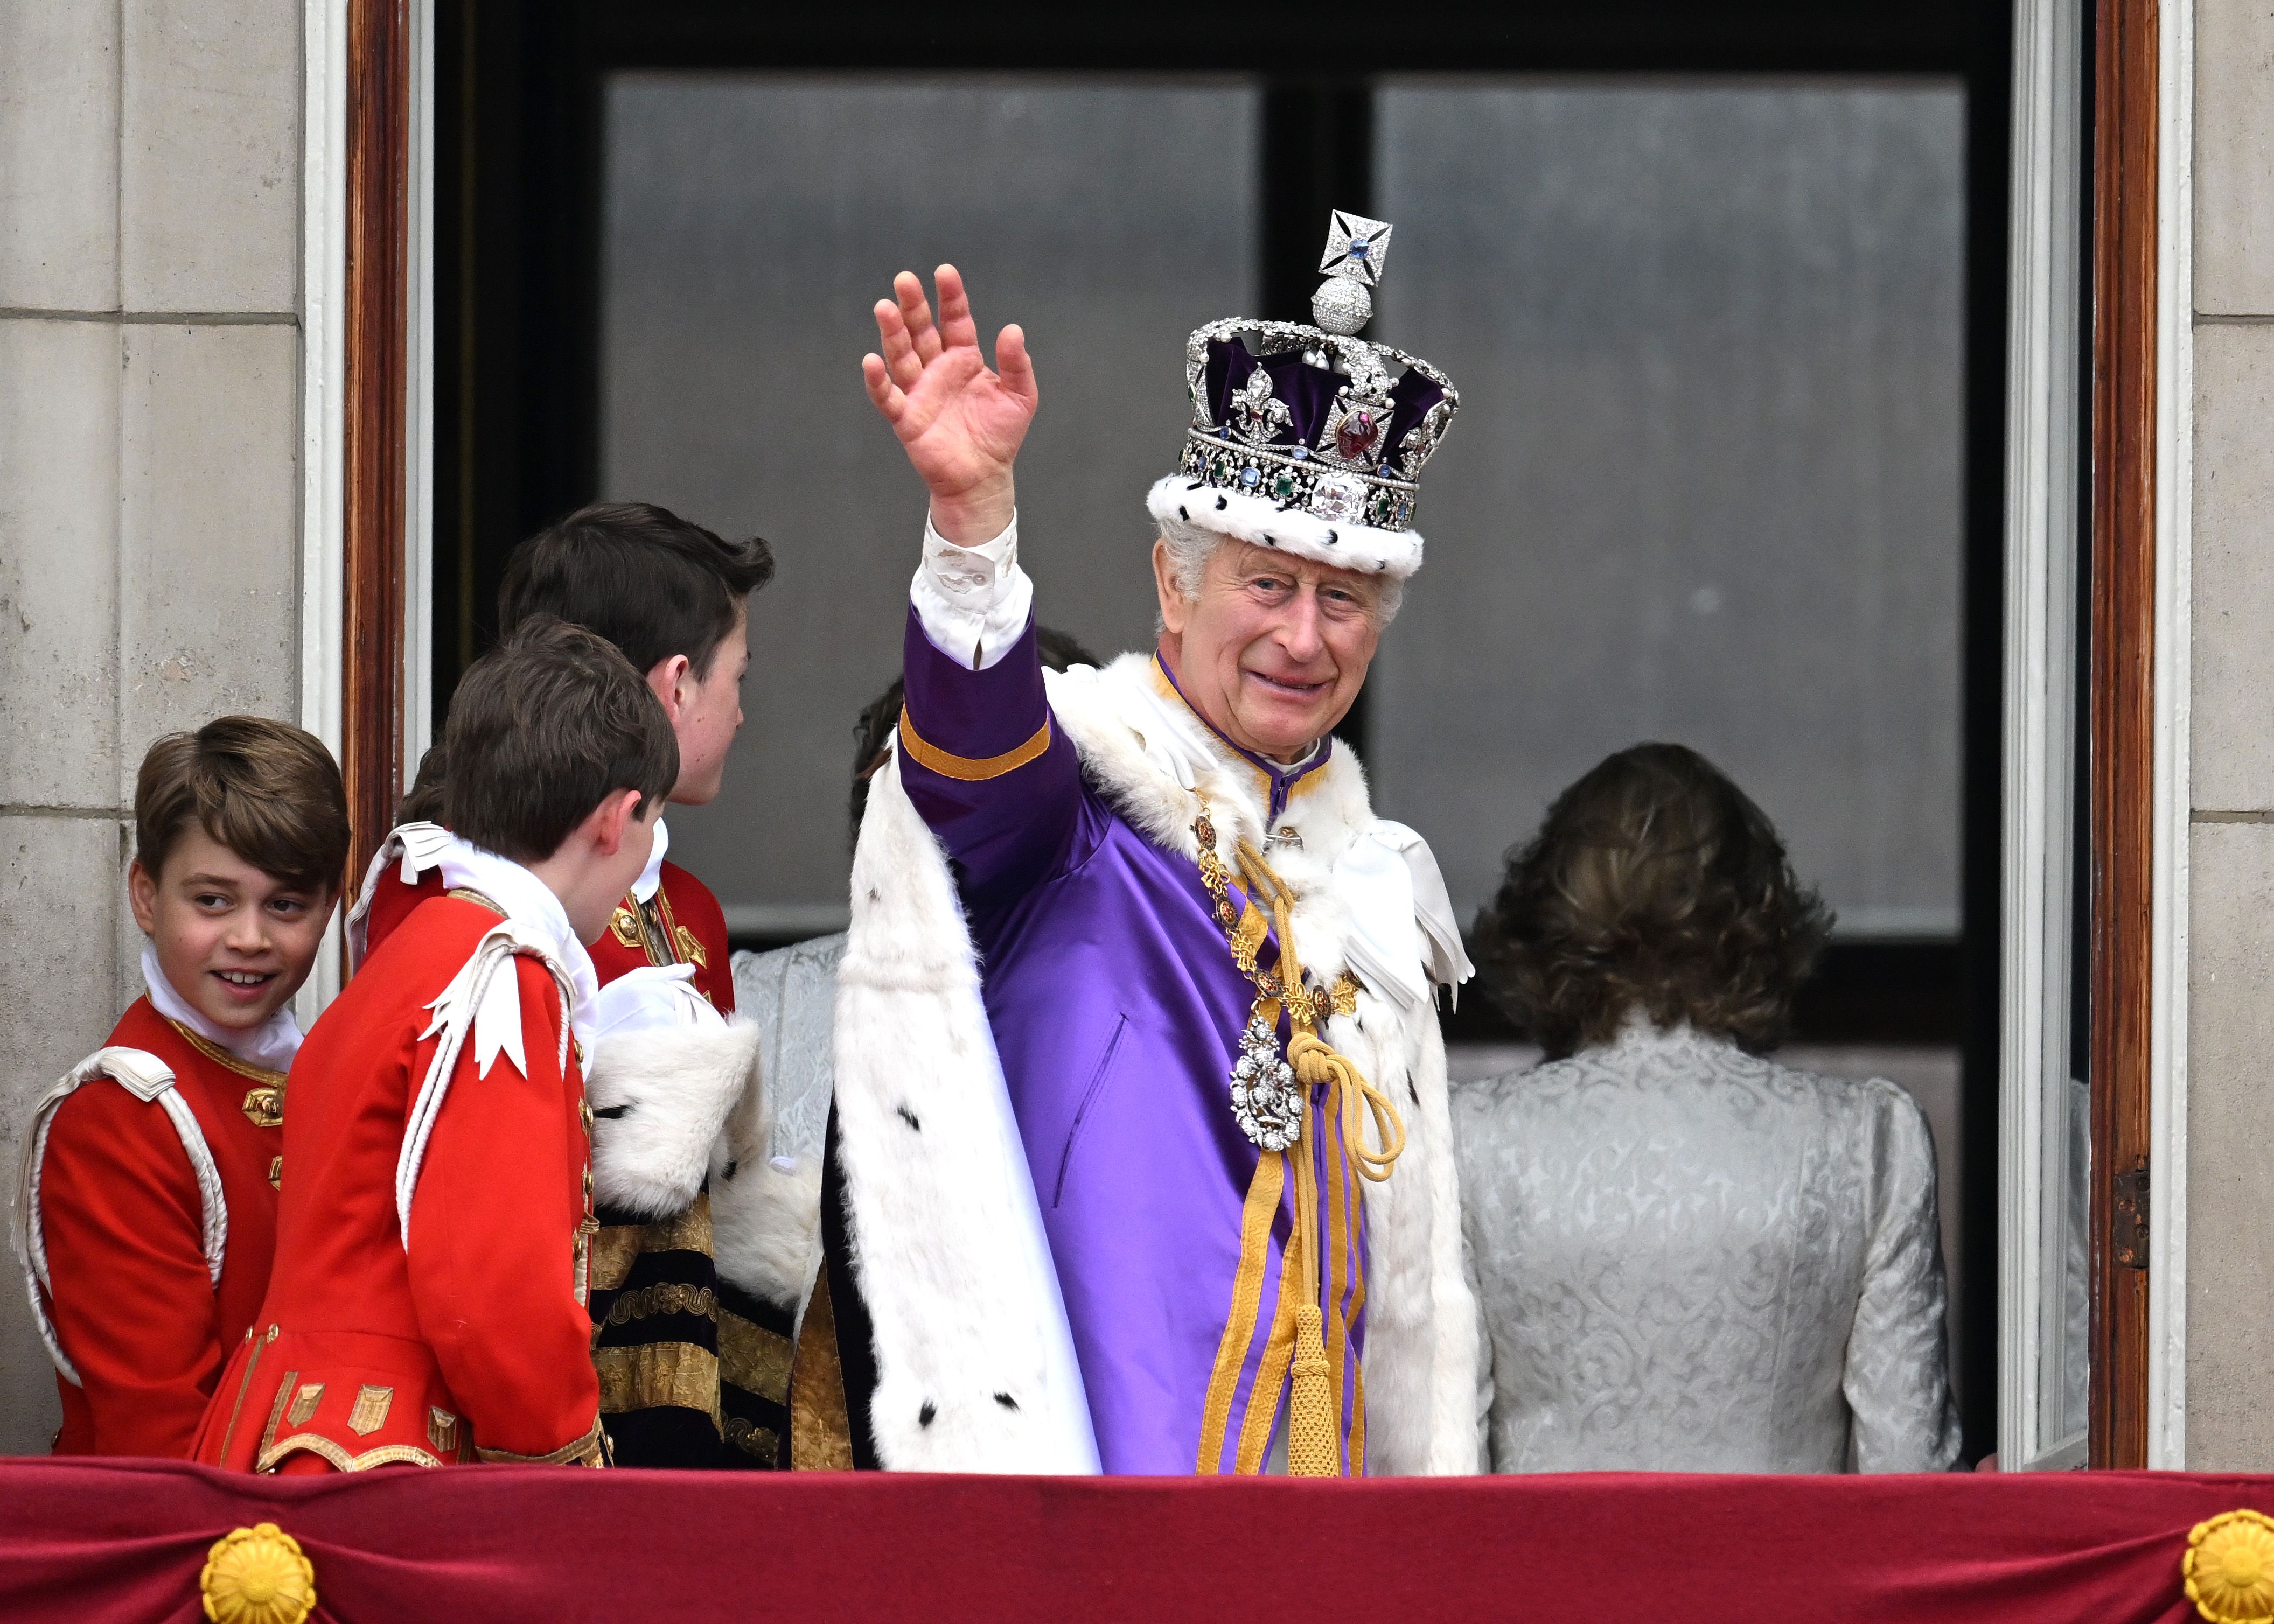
[833,651,1480,1474]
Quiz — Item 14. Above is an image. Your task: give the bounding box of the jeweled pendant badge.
[1231,1012,1302,1152]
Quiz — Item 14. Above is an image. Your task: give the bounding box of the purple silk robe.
[898,609,1368,1474]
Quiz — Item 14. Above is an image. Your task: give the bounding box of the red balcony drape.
[2,1458,2269,1622]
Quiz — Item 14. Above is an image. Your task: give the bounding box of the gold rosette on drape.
[2187,1509,2274,1623]
[200,1523,317,1624]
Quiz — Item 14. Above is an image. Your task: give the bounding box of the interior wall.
[0,0,308,1454]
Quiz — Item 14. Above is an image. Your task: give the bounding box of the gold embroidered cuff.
[897,704,1051,781]
[476,1418,609,1467]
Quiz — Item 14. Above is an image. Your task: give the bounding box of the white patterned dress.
[1454,1018,1960,1474]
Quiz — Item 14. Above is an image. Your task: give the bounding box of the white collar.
[631,816,669,905]
[422,834,602,1041]
[354,823,602,1041]
[141,944,304,1074]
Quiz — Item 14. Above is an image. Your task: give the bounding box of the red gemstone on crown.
[1335,411,1378,461]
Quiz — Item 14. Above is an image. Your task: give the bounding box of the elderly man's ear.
[1152,538,1193,636]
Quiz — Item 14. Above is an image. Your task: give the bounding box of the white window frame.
[1997,0,2192,1472]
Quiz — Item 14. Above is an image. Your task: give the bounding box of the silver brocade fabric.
[730,934,845,1166]
[1454,1019,1962,1475]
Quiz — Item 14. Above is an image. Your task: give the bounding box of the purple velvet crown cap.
[1154,309,1459,582]
[1201,337,1448,481]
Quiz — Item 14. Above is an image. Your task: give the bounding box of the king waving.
[814,219,1479,1476]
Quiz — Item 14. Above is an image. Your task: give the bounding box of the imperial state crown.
[1147,210,1459,582]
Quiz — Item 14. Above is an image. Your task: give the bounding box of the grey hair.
[1154,514,1405,627]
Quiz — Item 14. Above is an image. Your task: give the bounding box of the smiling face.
[1152,537,1387,761]
[654,603,750,807]
[128,827,337,1032]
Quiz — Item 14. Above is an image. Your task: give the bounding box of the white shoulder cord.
[12,1048,226,1386]
[395,922,576,1246]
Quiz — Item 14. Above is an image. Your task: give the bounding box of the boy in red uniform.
[345,502,801,1468]
[193,618,676,1472]
[15,718,350,1456]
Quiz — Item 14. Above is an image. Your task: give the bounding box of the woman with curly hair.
[1456,742,1959,1474]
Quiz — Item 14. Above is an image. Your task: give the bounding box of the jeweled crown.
[1173,211,1457,539]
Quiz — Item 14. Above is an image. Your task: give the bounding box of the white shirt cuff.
[911,509,1034,671]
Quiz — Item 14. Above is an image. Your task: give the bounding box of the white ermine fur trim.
[712,1156,822,1312]
[836,649,1479,1474]
[836,748,1102,1474]
[13,1048,224,1387]
[586,1017,762,1220]
[1147,474,1425,582]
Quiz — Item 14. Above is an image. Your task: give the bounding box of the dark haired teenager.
[194,621,695,1472]
[347,503,798,1468]
[18,717,348,1457]
[1457,742,1959,1475]
[356,500,772,1011]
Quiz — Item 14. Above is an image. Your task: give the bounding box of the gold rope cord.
[1188,799,1413,1478]
[1233,1257,1300,1474]
[1241,831,1415,1474]
[1196,1150,1287,1473]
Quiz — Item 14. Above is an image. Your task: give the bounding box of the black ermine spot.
[1215,495,1228,510]
[722,1159,738,1180]
[869,888,881,903]
[919,1401,937,1427]
[1179,506,1190,521]
[994,1392,1020,1410]
[897,1105,922,1132]
[592,1105,630,1120]
[1407,1076,1420,1107]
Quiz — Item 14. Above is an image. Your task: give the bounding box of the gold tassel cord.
[1192,803,1413,1477]
[1282,1104,1340,1476]
[1233,838,1407,1476]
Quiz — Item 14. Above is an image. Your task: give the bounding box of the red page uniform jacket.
[344,821,805,1471]
[16,1000,287,1457]
[193,894,605,1471]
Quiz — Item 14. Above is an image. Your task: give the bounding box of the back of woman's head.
[1473,742,1831,1059]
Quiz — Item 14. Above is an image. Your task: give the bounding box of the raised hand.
[861,265,1037,545]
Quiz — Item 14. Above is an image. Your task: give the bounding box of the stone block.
[0,0,119,311]
[0,812,127,1454]
[2198,0,2274,316]
[2191,325,2274,812]
[118,323,298,792]
[120,0,298,312]
[2187,821,2274,1468]
[0,318,121,809]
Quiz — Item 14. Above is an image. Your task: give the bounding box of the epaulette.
[11,1047,224,1384]
[394,920,577,1246]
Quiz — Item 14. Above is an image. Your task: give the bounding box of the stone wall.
[0,0,304,1453]
[2187,0,2274,1471]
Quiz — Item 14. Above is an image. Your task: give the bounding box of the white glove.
[589,962,722,1041]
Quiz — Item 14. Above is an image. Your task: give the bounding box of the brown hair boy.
[16,716,349,1455]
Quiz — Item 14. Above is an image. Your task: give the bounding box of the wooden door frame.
[2088,0,2176,1472]
[341,0,414,882]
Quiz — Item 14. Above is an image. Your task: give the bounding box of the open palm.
[862,265,1037,534]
